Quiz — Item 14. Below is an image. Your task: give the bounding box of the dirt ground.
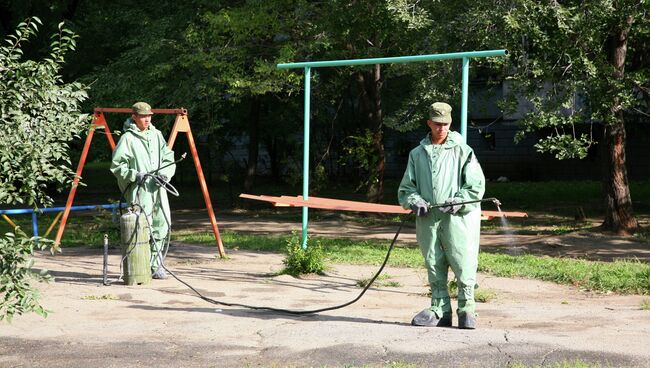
[1,210,649,368]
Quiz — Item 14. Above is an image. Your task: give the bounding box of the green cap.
[132,101,153,115]
[429,102,452,124]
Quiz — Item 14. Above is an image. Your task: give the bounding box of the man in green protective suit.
[111,102,176,280]
[398,102,485,329]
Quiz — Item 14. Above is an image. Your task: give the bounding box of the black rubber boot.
[411,308,452,327]
[458,312,477,329]
[152,268,168,280]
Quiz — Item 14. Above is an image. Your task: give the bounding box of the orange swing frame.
[53,107,226,257]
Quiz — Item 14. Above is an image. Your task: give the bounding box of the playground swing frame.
[53,107,226,257]
[276,49,508,247]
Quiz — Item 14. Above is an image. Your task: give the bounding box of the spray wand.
[428,197,501,210]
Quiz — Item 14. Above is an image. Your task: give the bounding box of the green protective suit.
[110,118,176,271]
[398,131,485,317]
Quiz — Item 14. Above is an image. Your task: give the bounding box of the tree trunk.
[243,98,261,194]
[601,15,638,235]
[356,64,385,203]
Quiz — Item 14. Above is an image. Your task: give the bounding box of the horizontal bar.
[94,107,187,115]
[277,50,506,69]
[0,203,126,215]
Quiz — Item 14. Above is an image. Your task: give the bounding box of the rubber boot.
[152,268,168,280]
[411,308,452,327]
[458,312,477,329]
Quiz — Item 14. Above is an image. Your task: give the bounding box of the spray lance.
[428,197,502,211]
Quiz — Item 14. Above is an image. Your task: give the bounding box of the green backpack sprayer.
[120,207,152,285]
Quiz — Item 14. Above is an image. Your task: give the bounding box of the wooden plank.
[281,196,410,213]
[239,193,528,218]
[482,210,528,218]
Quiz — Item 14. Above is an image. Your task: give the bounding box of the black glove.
[410,200,429,217]
[135,172,147,185]
[439,198,461,214]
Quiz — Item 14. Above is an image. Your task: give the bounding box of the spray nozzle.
[488,198,502,207]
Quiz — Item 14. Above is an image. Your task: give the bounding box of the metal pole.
[278,50,506,69]
[103,234,109,286]
[302,66,311,249]
[32,212,38,238]
[461,57,470,143]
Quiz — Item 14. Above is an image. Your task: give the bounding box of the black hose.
[122,170,408,315]
[119,180,499,315]
[160,217,407,315]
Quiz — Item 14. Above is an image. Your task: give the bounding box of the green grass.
[642,299,650,310]
[81,294,119,301]
[172,230,650,295]
[509,360,603,368]
[475,288,497,303]
[343,363,417,368]
[356,274,401,288]
[479,253,650,295]
[635,228,650,241]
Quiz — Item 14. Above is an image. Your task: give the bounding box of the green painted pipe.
[461,57,470,144]
[277,50,506,69]
[302,66,311,249]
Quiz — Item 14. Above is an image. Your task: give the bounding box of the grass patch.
[510,360,603,368]
[81,294,119,301]
[479,253,650,295]
[172,231,650,295]
[635,227,650,241]
[344,363,417,368]
[447,279,497,303]
[475,288,497,303]
[642,299,650,310]
[356,274,401,288]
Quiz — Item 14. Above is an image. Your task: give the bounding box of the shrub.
[0,17,87,321]
[281,235,326,276]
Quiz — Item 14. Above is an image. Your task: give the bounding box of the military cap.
[132,101,153,115]
[429,102,452,124]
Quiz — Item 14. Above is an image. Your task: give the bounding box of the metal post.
[461,57,470,143]
[302,66,311,249]
[103,234,109,286]
[32,212,38,238]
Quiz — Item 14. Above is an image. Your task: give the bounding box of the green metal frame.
[277,49,507,247]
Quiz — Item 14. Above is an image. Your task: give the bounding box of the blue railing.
[0,203,126,238]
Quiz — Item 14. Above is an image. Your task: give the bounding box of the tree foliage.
[0,17,87,321]
[432,0,648,233]
[439,0,649,158]
[0,17,88,207]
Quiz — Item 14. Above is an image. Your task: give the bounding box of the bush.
[281,235,326,276]
[0,17,87,321]
[0,232,53,322]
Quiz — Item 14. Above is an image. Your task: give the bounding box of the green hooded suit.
[398,131,485,317]
[110,118,176,271]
